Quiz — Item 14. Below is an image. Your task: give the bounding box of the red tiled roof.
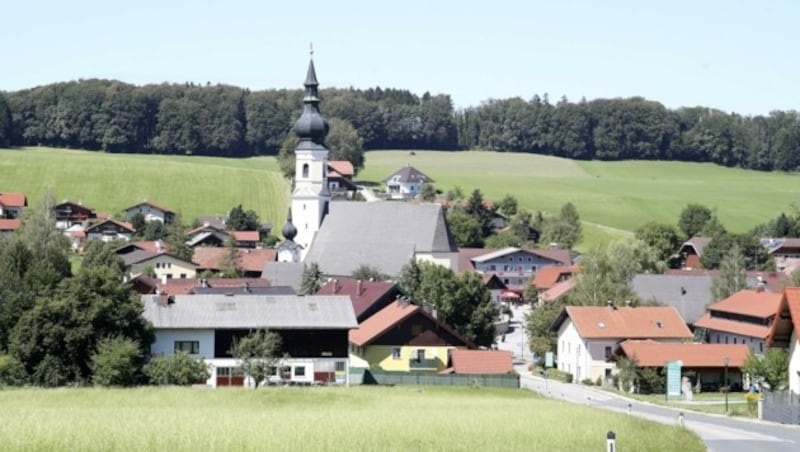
[533,265,579,290]
[449,349,513,374]
[130,241,167,253]
[457,248,488,272]
[693,313,772,339]
[708,289,783,318]
[0,192,27,208]
[151,277,272,295]
[232,231,259,242]
[0,219,21,231]
[618,340,750,368]
[785,287,800,335]
[317,278,397,318]
[192,247,276,273]
[540,279,576,303]
[328,160,354,177]
[349,301,473,348]
[560,306,692,340]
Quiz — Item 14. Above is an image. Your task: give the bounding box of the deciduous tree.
[230,329,281,389]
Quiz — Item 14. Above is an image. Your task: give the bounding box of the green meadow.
[0,386,703,451]
[3,147,799,251]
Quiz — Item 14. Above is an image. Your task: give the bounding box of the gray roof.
[262,261,306,292]
[631,274,713,324]
[680,236,712,256]
[304,202,457,277]
[121,249,159,266]
[192,286,296,296]
[142,294,357,329]
[382,165,434,184]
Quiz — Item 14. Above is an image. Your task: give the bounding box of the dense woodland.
[1,79,800,171]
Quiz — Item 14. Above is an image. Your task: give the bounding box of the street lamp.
[723,356,730,413]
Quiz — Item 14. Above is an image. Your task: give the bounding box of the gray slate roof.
[121,249,159,266]
[304,202,457,277]
[382,165,434,184]
[631,274,713,324]
[142,294,357,329]
[262,261,306,292]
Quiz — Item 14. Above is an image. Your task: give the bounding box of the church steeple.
[293,47,329,145]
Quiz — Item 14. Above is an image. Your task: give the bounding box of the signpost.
[545,352,554,369]
[666,360,683,400]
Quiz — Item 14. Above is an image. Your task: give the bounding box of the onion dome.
[281,208,297,241]
[292,58,329,144]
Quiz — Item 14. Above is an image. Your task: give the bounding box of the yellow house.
[122,251,198,280]
[349,300,474,372]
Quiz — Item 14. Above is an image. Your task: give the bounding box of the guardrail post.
[606,431,616,452]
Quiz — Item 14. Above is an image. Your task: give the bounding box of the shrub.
[91,336,142,387]
[544,368,573,383]
[595,376,603,387]
[0,353,26,386]
[745,392,760,417]
[637,367,665,394]
[144,352,210,385]
[581,378,594,386]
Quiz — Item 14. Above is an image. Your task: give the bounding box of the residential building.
[130,275,277,295]
[551,304,693,383]
[783,288,800,394]
[142,294,357,386]
[631,274,715,325]
[382,164,433,200]
[86,219,135,242]
[124,201,175,224]
[317,278,402,322]
[121,250,197,280]
[327,160,356,194]
[54,200,97,230]
[0,192,27,219]
[185,224,230,248]
[349,300,474,372]
[192,247,276,278]
[762,238,800,272]
[675,236,711,269]
[459,247,572,293]
[0,219,20,238]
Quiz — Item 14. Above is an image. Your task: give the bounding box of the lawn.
[611,389,753,417]
[0,147,290,229]
[0,386,704,451]
[358,150,800,251]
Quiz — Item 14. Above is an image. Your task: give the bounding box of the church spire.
[293,44,329,144]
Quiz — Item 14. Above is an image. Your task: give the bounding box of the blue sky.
[2,0,798,114]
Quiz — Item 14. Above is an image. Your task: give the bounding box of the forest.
[1,79,799,171]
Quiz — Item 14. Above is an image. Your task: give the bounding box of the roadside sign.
[666,361,683,396]
[545,352,554,368]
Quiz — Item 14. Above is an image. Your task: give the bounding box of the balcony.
[408,358,439,371]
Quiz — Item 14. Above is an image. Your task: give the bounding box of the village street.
[502,303,800,451]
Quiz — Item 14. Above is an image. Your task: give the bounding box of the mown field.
[0,386,703,451]
[4,147,799,251]
[0,147,289,229]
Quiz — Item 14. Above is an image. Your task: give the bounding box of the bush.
[144,352,210,385]
[91,336,142,387]
[745,392,760,417]
[637,367,665,394]
[545,368,573,383]
[595,376,603,387]
[0,353,26,386]
[581,378,594,386]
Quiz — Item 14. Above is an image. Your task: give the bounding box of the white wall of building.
[416,252,457,271]
[151,329,215,359]
[790,329,800,394]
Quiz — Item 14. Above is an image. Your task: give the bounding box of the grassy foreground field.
[0,386,703,451]
[0,147,289,229]
[359,151,800,251]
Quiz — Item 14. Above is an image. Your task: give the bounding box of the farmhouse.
[675,236,711,269]
[124,201,175,224]
[192,247,276,277]
[631,274,714,325]
[54,200,97,230]
[85,219,135,242]
[0,192,27,219]
[382,164,434,200]
[142,293,357,386]
[316,278,402,322]
[458,247,572,294]
[121,250,197,280]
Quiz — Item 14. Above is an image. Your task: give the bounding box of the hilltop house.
[54,200,97,230]
[124,201,175,224]
[142,294,357,386]
[0,192,27,219]
[551,304,693,383]
[382,164,433,200]
[86,219,135,243]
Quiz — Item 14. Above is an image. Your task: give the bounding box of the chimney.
[200,278,209,288]
[243,282,251,294]
[333,279,339,294]
[625,300,632,308]
[607,300,615,310]
[157,293,169,306]
[398,296,409,307]
[356,279,363,295]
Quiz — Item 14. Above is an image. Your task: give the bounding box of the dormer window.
[655,321,664,329]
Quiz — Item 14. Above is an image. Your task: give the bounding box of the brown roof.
[86,219,135,233]
[448,349,513,374]
[146,277,272,295]
[618,340,750,368]
[124,201,175,214]
[708,289,783,318]
[130,241,167,253]
[349,300,473,348]
[540,279,576,303]
[192,247,276,273]
[232,231,259,242]
[785,287,800,335]
[0,218,21,231]
[317,278,398,318]
[679,236,712,256]
[533,265,579,290]
[556,306,692,340]
[0,192,27,208]
[328,161,354,177]
[693,313,772,339]
[187,224,227,236]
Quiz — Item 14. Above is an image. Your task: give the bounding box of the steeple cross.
[309,42,314,58]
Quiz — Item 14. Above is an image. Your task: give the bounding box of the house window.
[166,274,173,279]
[167,262,172,269]
[155,263,161,269]
[489,264,496,271]
[302,163,309,178]
[416,349,426,361]
[174,341,199,355]
[605,346,612,360]
[503,279,509,284]
[759,342,763,353]
[217,367,231,377]
[180,274,186,279]
[733,338,737,344]
[294,366,306,377]
[508,257,513,262]
[335,361,346,372]
[725,336,729,344]
[391,347,401,360]
[518,257,523,262]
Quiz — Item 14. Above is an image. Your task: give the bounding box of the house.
[327,160,357,194]
[141,293,357,386]
[694,289,792,354]
[458,247,572,294]
[317,278,402,322]
[551,304,693,383]
[86,219,135,243]
[675,236,712,269]
[665,268,788,294]
[196,215,228,230]
[482,273,509,305]
[762,238,800,272]
[539,279,576,304]
[440,349,514,375]
[130,275,277,295]
[186,224,231,248]
[121,250,197,280]
[615,340,750,391]
[782,288,800,394]
[115,240,167,255]
[262,261,306,293]
[192,247,277,277]
[0,192,27,219]
[349,299,474,372]
[54,200,96,230]
[382,164,433,199]
[0,219,20,238]
[124,201,175,224]
[304,202,458,277]
[533,265,579,292]
[631,274,714,325]
[232,230,260,248]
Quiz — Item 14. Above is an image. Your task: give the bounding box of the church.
[276,56,457,277]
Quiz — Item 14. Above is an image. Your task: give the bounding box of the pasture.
[0,386,703,451]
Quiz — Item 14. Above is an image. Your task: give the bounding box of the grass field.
[0,147,289,229]
[358,150,800,250]
[0,386,703,451]
[4,147,800,252]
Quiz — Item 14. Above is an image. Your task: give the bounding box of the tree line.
[3,81,800,171]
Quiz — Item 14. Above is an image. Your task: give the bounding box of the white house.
[382,164,434,200]
[124,201,175,224]
[85,219,135,243]
[550,304,693,383]
[786,288,800,394]
[141,294,357,387]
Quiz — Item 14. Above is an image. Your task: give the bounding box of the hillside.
[0,147,289,229]
[3,147,799,252]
